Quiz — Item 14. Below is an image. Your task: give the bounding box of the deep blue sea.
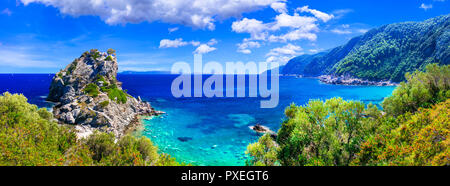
[0,74,396,166]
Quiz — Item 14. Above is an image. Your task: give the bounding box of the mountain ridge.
[282,14,450,83]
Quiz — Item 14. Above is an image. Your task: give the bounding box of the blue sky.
[0,0,448,73]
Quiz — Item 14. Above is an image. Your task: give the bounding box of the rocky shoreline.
[319,75,398,86]
[47,49,163,138]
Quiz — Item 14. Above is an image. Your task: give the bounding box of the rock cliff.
[47,49,159,138]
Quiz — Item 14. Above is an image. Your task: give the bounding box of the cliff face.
[48,49,157,138]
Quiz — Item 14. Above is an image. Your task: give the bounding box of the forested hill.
[282,14,450,82]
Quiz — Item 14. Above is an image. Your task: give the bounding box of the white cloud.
[420,3,433,10]
[309,49,319,53]
[296,6,334,22]
[357,29,369,33]
[194,44,216,54]
[267,43,302,56]
[190,41,201,47]
[331,29,352,34]
[330,24,370,35]
[160,38,217,54]
[266,43,303,64]
[269,29,318,42]
[232,5,331,54]
[332,9,353,19]
[232,18,269,40]
[207,38,218,46]
[159,38,189,48]
[271,13,318,30]
[232,11,321,43]
[270,2,287,14]
[20,0,282,30]
[168,27,179,33]
[238,49,252,54]
[1,8,12,16]
[159,38,201,48]
[237,40,261,54]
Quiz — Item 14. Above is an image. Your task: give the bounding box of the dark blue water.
[0,74,396,165]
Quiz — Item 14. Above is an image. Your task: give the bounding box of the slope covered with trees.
[283,15,449,82]
[0,92,181,166]
[247,64,449,166]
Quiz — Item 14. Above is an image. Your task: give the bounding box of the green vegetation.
[100,82,128,104]
[246,133,279,166]
[106,56,113,61]
[107,48,116,55]
[248,98,381,166]
[83,83,100,98]
[285,15,449,82]
[90,49,100,61]
[93,75,128,104]
[95,75,108,85]
[247,64,449,166]
[66,61,77,75]
[353,100,449,166]
[382,64,449,116]
[0,92,181,166]
[99,101,109,108]
[84,132,161,165]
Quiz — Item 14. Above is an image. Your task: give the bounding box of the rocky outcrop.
[47,49,161,138]
[319,75,398,86]
[250,124,277,140]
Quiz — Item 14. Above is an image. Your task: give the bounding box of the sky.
[0,0,449,73]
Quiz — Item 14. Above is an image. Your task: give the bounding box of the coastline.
[280,74,398,86]
[125,111,166,137]
[318,75,399,86]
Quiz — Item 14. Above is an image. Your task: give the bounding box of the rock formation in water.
[250,124,277,140]
[47,49,160,138]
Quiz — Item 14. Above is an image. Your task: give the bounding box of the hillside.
[281,52,326,75]
[283,14,450,82]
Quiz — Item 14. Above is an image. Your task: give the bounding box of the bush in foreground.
[0,92,181,166]
[247,64,449,166]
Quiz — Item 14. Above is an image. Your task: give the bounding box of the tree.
[0,92,181,166]
[354,100,449,166]
[246,134,279,166]
[248,98,381,166]
[382,64,449,117]
[0,92,88,165]
[107,48,116,56]
[247,64,449,166]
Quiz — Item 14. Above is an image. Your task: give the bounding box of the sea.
[0,74,396,166]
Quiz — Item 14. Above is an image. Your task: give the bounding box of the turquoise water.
[0,74,396,166]
[118,75,396,166]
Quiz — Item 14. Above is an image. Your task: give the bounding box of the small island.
[47,49,163,138]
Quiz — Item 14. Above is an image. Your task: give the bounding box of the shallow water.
[0,74,396,166]
[118,75,396,166]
